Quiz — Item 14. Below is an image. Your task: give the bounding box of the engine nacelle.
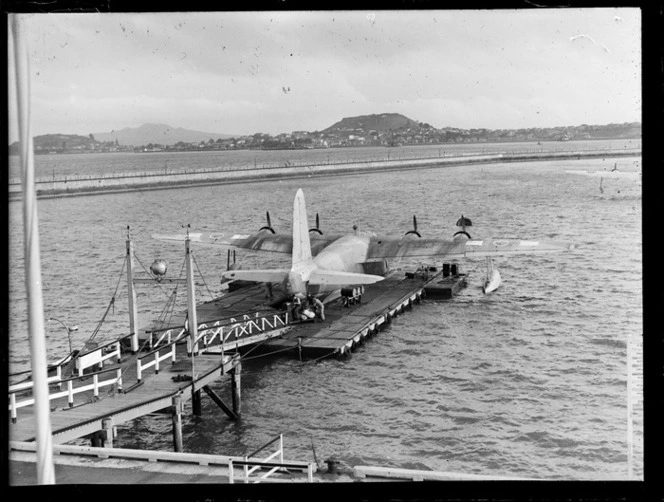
[362,259,389,276]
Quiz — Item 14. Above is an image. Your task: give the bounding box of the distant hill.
[92,123,235,146]
[323,113,420,134]
[8,133,99,154]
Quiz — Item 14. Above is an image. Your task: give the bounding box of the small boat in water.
[482,258,501,294]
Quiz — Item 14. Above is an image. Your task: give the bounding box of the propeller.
[309,212,323,235]
[455,215,472,228]
[453,215,472,239]
[405,215,421,238]
[259,211,276,233]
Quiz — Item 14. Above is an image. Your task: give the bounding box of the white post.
[67,380,74,407]
[116,368,123,391]
[10,393,17,423]
[185,237,199,373]
[11,14,55,483]
[126,230,139,352]
[279,434,284,464]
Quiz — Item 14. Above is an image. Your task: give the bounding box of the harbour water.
[7,143,642,480]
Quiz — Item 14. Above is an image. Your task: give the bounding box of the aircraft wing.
[366,236,575,260]
[152,231,342,255]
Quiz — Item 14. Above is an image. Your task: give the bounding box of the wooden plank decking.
[206,269,463,359]
[9,266,465,447]
[9,343,240,444]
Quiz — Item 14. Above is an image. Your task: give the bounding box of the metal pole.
[48,317,78,354]
[11,14,55,484]
[185,235,198,356]
[126,228,139,352]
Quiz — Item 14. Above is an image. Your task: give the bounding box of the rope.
[192,253,214,300]
[151,289,179,331]
[87,254,127,343]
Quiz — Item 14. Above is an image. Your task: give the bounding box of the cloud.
[8,9,641,142]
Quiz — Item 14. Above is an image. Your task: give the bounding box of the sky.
[7,9,641,142]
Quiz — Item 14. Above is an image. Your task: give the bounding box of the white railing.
[75,337,128,376]
[148,326,187,350]
[8,367,123,422]
[136,340,177,382]
[192,313,289,353]
[228,434,314,484]
[9,440,316,483]
[147,312,289,354]
[9,366,63,394]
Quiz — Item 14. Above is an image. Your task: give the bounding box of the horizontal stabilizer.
[309,269,384,286]
[220,269,289,283]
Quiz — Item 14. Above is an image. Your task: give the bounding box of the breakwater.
[8,148,641,200]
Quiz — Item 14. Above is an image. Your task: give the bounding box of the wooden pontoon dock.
[8,231,466,482]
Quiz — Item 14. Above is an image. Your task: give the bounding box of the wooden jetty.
[9,339,244,446]
[190,264,467,360]
[8,230,466,464]
[8,233,289,450]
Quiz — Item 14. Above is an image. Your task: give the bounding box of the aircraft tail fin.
[309,270,384,286]
[292,188,313,266]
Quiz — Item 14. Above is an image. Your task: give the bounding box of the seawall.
[8,149,641,200]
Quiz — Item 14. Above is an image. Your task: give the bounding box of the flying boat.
[153,189,574,303]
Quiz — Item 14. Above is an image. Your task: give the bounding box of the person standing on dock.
[292,295,303,322]
[309,295,325,322]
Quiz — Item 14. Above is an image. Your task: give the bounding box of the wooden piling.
[231,362,242,418]
[192,388,202,416]
[101,418,114,448]
[90,432,102,447]
[202,385,238,421]
[172,395,183,452]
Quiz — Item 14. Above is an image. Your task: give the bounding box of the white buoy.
[482,258,501,294]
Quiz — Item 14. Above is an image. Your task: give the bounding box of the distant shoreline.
[8,148,640,202]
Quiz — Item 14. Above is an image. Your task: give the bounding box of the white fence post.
[67,380,74,407]
[279,434,284,464]
[10,393,17,422]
